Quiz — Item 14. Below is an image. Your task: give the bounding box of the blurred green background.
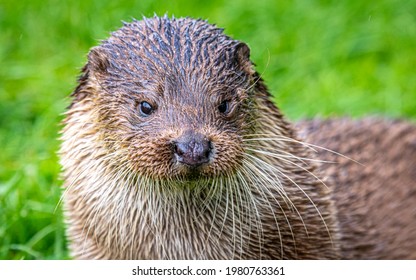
[0,0,415,259]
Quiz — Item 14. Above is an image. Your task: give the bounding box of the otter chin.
[60,16,416,260]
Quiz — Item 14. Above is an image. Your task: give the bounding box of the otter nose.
[173,132,212,167]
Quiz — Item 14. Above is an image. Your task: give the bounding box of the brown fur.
[297,118,416,259]
[60,16,416,259]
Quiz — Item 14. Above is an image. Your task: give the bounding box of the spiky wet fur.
[61,16,416,259]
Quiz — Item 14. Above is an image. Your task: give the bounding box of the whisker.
[244,134,363,166]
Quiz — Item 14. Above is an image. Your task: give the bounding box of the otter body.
[60,17,416,259]
[299,119,416,259]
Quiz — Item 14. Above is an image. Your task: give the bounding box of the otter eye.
[218,100,230,114]
[139,101,154,116]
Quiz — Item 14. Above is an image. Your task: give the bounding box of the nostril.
[205,140,212,158]
[174,141,188,157]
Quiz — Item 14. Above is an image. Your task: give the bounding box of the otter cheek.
[208,132,244,175]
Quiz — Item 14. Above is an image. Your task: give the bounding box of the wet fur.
[60,16,416,259]
[298,119,416,259]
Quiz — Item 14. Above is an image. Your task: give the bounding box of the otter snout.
[173,131,212,167]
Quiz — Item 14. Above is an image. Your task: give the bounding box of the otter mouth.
[183,173,208,183]
[174,161,212,182]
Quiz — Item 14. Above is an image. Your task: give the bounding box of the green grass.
[0,0,415,259]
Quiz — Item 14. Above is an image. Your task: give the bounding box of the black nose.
[173,132,212,167]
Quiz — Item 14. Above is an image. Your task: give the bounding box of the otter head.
[72,17,258,185]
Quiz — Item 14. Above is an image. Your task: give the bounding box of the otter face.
[72,17,257,182]
[124,75,250,181]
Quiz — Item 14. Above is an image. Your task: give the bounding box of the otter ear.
[236,42,250,60]
[87,46,110,75]
[235,42,254,74]
[69,47,109,106]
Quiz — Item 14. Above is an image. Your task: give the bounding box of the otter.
[60,16,416,259]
